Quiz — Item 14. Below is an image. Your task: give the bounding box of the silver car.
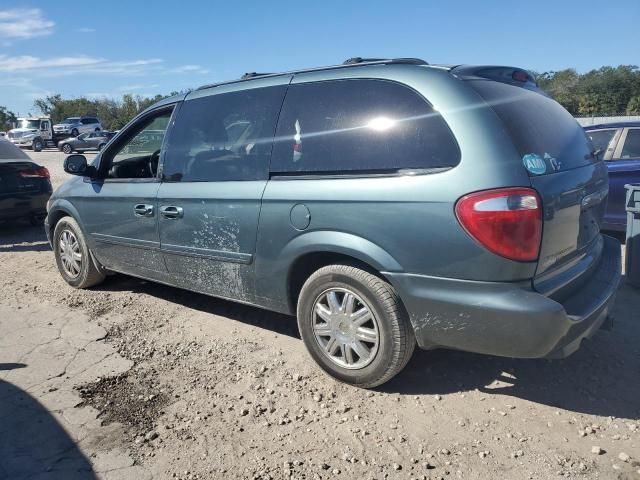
[53,116,102,138]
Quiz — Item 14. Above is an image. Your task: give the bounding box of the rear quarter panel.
[254,65,537,314]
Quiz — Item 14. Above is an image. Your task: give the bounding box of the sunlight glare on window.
[366,116,396,131]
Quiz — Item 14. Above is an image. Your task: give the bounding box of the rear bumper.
[385,235,621,359]
[0,192,49,221]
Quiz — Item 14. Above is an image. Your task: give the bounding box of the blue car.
[584,122,640,231]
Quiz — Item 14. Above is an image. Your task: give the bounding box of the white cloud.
[167,64,210,75]
[0,54,210,79]
[0,54,164,75]
[0,8,55,40]
[0,55,102,72]
[118,84,160,91]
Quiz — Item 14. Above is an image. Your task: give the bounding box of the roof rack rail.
[342,57,428,66]
[197,57,429,91]
[240,72,273,80]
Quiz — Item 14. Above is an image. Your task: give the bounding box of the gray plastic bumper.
[385,235,621,359]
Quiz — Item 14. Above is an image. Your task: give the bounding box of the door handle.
[160,205,184,219]
[133,204,154,217]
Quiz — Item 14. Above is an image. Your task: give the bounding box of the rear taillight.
[19,167,50,178]
[455,187,542,262]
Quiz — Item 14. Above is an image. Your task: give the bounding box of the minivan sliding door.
[157,77,290,303]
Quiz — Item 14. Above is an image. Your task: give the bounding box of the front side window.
[621,129,640,159]
[163,85,287,182]
[101,108,173,180]
[270,79,460,174]
[587,129,618,158]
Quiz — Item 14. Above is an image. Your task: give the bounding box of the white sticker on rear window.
[523,153,546,175]
[544,152,561,172]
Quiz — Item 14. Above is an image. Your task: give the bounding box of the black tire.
[61,143,72,154]
[95,127,101,132]
[32,138,43,152]
[53,216,106,288]
[71,128,79,136]
[297,265,415,388]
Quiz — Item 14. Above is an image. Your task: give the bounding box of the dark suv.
[46,59,621,387]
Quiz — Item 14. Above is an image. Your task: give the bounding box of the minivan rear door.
[468,81,609,286]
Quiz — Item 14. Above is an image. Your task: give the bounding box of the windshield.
[18,120,41,129]
[61,118,80,124]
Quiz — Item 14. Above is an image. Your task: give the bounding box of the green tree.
[627,96,640,115]
[538,65,640,116]
[0,106,18,130]
[31,91,187,131]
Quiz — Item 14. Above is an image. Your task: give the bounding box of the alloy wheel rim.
[58,229,82,278]
[312,288,379,370]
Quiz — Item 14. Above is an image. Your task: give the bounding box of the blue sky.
[1,0,639,116]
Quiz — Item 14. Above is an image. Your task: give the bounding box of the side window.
[163,85,287,182]
[81,118,90,125]
[101,108,173,180]
[621,129,640,159]
[271,79,460,174]
[587,129,618,158]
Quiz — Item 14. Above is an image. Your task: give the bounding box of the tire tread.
[299,265,415,388]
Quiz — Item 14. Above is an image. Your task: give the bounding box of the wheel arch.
[46,200,84,242]
[280,231,403,313]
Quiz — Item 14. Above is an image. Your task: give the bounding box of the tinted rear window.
[0,140,30,160]
[469,80,595,174]
[271,79,460,174]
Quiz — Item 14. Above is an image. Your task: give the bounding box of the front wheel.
[32,138,43,152]
[53,217,106,288]
[61,143,72,154]
[297,265,415,388]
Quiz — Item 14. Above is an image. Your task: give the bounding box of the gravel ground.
[1,149,639,479]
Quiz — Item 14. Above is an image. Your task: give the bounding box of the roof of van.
[196,57,430,91]
[143,58,543,114]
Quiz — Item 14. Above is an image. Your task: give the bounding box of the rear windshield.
[468,80,596,175]
[0,140,30,160]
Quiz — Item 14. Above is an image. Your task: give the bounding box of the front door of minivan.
[76,106,176,278]
[157,78,290,302]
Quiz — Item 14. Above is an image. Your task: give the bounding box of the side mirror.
[63,154,94,176]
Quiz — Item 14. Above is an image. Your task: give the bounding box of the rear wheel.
[61,143,72,154]
[53,217,106,288]
[297,265,415,388]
